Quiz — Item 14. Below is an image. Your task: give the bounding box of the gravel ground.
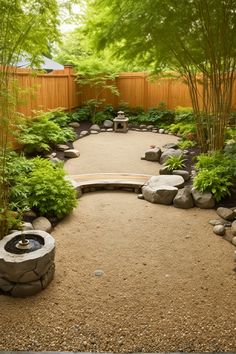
[0,132,235,352]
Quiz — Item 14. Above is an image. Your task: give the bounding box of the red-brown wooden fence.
[15,67,236,116]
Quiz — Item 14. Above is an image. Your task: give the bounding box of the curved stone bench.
[67,173,152,194]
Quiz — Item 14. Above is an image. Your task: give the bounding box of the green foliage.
[18,112,76,154]
[194,151,236,202]
[103,104,116,118]
[71,106,92,122]
[165,156,185,172]
[195,152,229,171]
[178,140,196,150]
[7,155,77,219]
[92,111,109,125]
[193,167,232,202]
[25,158,77,219]
[0,0,61,238]
[47,108,71,127]
[175,107,194,123]
[84,0,236,151]
[128,105,174,126]
[168,122,196,139]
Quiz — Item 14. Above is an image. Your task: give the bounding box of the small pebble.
[93,269,105,277]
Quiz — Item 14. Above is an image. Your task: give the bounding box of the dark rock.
[216,207,236,221]
[144,147,162,162]
[172,169,190,181]
[191,188,215,209]
[173,188,194,209]
[160,148,183,164]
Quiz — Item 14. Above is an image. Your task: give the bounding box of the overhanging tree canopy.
[84,0,236,152]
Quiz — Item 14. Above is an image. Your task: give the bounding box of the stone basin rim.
[0,230,55,263]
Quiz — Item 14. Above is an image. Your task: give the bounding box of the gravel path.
[0,132,235,352]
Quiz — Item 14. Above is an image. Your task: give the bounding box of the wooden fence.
[15,67,236,116]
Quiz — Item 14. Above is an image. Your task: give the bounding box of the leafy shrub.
[194,151,236,202]
[71,106,91,122]
[178,139,196,150]
[195,152,228,170]
[26,158,77,219]
[175,106,194,123]
[92,111,108,124]
[165,155,185,171]
[7,155,77,219]
[18,114,76,154]
[169,122,196,138]
[103,104,116,118]
[47,108,71,127]
[193,167,232,202]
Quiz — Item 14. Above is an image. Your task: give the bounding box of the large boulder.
[191,188,215,209]
[142,175,184,204]
[144,147,162,162]
[160,148,183,164]
[143,175,185,190]
[32,217,52,233]
[103,120,113,128]
[142,185,178,205]
[173,187,194,209]
[216,207,236,221]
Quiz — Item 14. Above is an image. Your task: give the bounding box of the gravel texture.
[0,131,235,352]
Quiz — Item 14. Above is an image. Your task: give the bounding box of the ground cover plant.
[17,110,76,155]
[193,149,236,202]
[7,153,77,220]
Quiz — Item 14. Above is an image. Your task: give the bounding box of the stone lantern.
[114,111,129,133]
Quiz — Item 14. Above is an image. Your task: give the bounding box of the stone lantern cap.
[117,111,126,119]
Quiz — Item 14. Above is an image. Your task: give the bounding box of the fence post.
[64,65,73,111]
